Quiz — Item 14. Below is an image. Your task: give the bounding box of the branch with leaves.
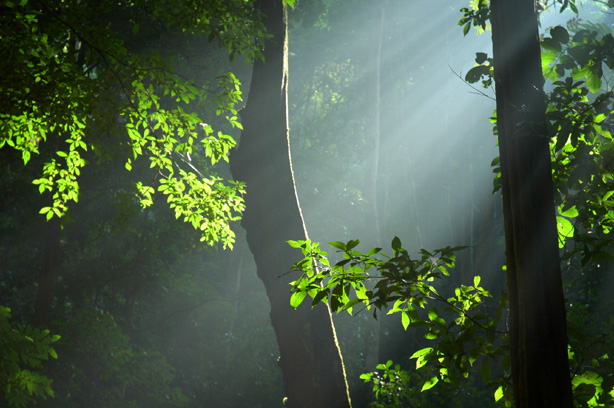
[287,237,512,404]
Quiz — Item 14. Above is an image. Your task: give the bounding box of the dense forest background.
[1,0,614,407]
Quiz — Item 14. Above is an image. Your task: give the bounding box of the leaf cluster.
[0,306,59,408]
[288,238,510,403]
[0,0,258,247]
[540,24,614,263]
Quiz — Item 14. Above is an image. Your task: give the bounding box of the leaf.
[550,26,569,44]
[475,52,488,64]
[312,290,328,306]
[346,239,360,250]
[587,71,602,93]
[290,291,307,309]
[541,37,562,52]
[410,347,433,360]
[473,275,481,287]
[465,65,489,83]
[556,216,574,243]
[343,298,361,314]
[494,385,504,401]
[401,311,410,330]
[329,241,346,251]
[421,376,439,391]
[287,240,305,249]
[594,113,606,123]
[391,236,402,251]
[480,357,491,384]
[559,205,578,218]
[541,51,556,66]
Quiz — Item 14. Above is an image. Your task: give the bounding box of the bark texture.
[229,1,351,407]
[490,1,574,407]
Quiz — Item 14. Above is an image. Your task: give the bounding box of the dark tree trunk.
[33,217,62,328]
[229,1,351,407]
[490,1,574,406]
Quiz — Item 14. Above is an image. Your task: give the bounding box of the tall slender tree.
[229,1,352,407]
[490,0,574,406]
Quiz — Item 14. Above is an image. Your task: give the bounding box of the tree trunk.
[490,1,574,406]
[229,1,352,407]
[33,216,61,328]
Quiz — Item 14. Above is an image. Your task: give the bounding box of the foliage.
[360,359,502,408]
[0,0,267,247]
[0,0,272,405]
[464,18,614,260]
[461,4,614,407]
[0,306,59,408]
[0,143,283,408]
[459,0,579,36]
[288,238,512,405]
[541,22,614,265]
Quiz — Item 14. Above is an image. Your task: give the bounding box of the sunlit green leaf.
[401,311,410,330]
[494,385,504,401]
[290,291,307,309]
[421,376,439,391]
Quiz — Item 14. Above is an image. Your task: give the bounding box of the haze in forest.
[1,0,613,407]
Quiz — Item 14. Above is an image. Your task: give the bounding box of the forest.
[1,0,613,407]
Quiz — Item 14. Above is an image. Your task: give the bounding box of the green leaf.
[346,239,360,250]
[465,65,489,83]
[401,311,410,330]
[312,290,328,305]
[290,291,307,309]
[287,240,305,249]
[587,72,602,93]
[559,205,578,218]
[480,357,491,384]
[421,376,439,391]
[475,52,488,64]
[410,347,433,360]
[473,275,481,287]
[329,241,346,251]
[550,26,569,44]
[391,236,402,251]
[494,385,504,401]
[343,298,361,314]
[541,37,562,52]
[556,216,574,246]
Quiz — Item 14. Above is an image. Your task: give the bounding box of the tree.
[229,0,352,407]
[0,0,264,406]
[490,0,574,406]
[0,0,255,247]
[290,1,614,407]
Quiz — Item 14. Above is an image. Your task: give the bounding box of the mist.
[1,0,614,407]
